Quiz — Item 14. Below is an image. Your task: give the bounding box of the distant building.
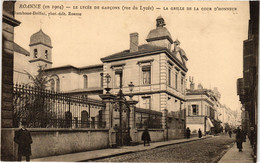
[14,29,53,84]
[218,105,237,129]
[185,82,219,135]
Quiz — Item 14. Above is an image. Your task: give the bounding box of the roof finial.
[156,16,166,28]
[40,20,42,30]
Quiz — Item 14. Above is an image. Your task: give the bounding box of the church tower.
[29,29,53,69]
[146,16,173,50]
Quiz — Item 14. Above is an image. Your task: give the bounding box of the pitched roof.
[44,64,103,72]
[101,44,167,62]
[14,42,30,56]
[68,87,103,93]
[101,44,188,71]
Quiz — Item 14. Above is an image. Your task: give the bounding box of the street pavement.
[218,137,254,163]
[31,136,212,162]
[31,135,254,162]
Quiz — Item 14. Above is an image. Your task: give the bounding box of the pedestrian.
[249,126,255,148]
[142,128,151,146]
[186,127,191,139]
[236,127,243,152]
[14,120,33,161]
[228,129,232,138]
[242,129,247,142]
[198,129,202,138]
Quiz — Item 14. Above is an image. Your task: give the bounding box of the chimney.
[130,33,138,53]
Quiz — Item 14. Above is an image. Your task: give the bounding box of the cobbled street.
[94,134,235,162]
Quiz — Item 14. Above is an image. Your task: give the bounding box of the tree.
[26,65,49,90]
[13,66,55,128]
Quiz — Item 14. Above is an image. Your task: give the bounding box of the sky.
[14,1,250,112]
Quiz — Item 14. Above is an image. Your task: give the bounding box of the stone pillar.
[2,2,20,161]
[160,93,168,140]
[127,100,138,143]
[2,1,20,128]
[162,109,168,141]
[99,93,116,147]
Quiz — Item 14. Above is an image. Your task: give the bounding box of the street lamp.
[128,82,134,100]
[104,73,111,94]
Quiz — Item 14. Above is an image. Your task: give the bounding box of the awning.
[207,118,214,128]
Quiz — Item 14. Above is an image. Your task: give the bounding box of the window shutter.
[188,105,191,116]
[197,105,199,115]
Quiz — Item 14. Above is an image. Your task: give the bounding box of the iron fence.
[13,84,106,128]
[135,107,162,129]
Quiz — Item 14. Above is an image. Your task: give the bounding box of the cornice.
[3,13,21,27]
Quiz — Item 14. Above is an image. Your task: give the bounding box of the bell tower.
[146,16,173,50]
[29,29,53,69]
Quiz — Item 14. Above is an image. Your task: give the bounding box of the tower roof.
[146,16,173,43]
[29,29,52,48]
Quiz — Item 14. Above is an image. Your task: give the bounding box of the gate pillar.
[162,109,168,141]
[127,100,138,143]
[99,93,116,147]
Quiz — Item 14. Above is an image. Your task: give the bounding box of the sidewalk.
[218,138,254,163]
[31,136,212,162]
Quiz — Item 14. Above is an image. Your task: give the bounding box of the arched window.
[56,78,60,92]
[50,79,55,91]
[34,49,38,58]
[81,110,89,128]
[83,75,88,88]
[50,75,60,92]
[45,50,48,59]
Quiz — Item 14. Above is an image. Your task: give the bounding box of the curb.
[82,136,213,162]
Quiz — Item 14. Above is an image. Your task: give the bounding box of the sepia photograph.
[1,1,259,162]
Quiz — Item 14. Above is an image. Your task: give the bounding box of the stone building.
[218,104,237,129]
[101,16,188,138]
[12,16,188,141]
[237,1,258,159]
[185,82,222,135]
[13,29,53,85]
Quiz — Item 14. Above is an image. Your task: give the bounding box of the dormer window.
[34,49,38,58]
[45,50,48,59]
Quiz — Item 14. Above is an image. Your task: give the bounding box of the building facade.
[101,17,188,132]
[185,83,218,135]
[237,1,258,159]
[12,16,189,140]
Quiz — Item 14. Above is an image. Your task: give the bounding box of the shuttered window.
[192,105,199,115]
[188,105,191,116]
[142,66,151,85]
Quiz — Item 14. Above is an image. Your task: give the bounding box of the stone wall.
[2,128,109,160]
[168,129,185,139]
[137,129,164,143]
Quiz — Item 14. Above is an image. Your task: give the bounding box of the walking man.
[198,129,202,138]
[142,128,151,146]
[236,127,243,152]
[228,129,232,138]
[186,127,191,139]
[14,121,33,161]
